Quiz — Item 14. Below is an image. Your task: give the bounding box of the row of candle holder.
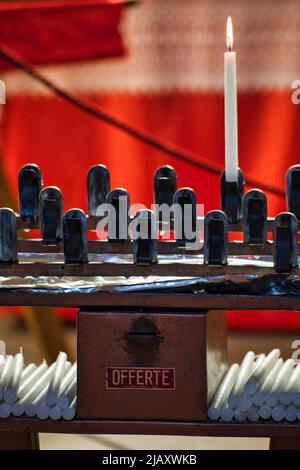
[0,204,298,273]
[16,163,300,224]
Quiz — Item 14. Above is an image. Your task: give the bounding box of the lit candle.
[224,16,238,182]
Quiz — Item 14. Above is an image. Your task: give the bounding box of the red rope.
[0,43,285,197]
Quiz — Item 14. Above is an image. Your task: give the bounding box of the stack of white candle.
[0,350,77,421]
[208,349,300,422]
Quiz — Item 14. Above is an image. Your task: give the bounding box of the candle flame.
[226,16,233,51]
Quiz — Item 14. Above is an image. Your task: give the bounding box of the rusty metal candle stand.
[1,163,300,450]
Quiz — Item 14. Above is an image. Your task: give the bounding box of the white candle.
[264,359,295,407]
[224,16,239,182]
[208,363,239,420]
[17,360,48,401]
[244,349,281,395]
[36,403,50,420]
[252,358,283,406]
[279,362,300,405]
[50,405,62,421]
[20,363,37,383]
[46,352,68,406]
[285,404,298,422]
[259,404,272,420]
[247,406,260,422]
[58,362,77,397]
[233,408,247,422]
[228,351,255,408]
[0,403,11,419]
[272,405,285,422]
[0,355,5,375]
[4,349,24,404]
[62,397,77,421]
[57,376,76,410]
[0,355,14,400]
[12,362,56,417]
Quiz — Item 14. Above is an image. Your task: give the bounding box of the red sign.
[106,367,175,390]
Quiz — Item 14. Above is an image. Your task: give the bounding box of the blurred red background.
[0,0,300,329]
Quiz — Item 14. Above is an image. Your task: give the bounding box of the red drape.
[1,0,300,330]
[0,0,125,69]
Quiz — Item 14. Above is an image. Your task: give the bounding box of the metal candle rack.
[1,162,300,451]
[1,162,300,274]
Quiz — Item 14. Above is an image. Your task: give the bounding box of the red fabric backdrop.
[1,0,300,329]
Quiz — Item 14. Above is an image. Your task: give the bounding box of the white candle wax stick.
[272,405,285,422]
[259,404,272,420]
[220,405,234,422]
[208,363,239,420]
[0,403,11,419]
[46,352,67,406]
[17,361,48,401]
[57,376,76,410]
[265,359,295,407]
[224,16,238,182]
[285,404,298,422]
[58,362,77,397]
[26,361,71,417]
[12,362,56,416]
[228,351,255,408]
[233,408,247,422]
[36,404,50,420]
[0,355,5,375]
[62,397,77,421]
[253,354,266,372]
[20,363,37,383]
[4,351,24,403]
[247,406,260,422]
[50,405,62,421]
[244,349,281,395]
[252,358,283,406]
[240,354,265,409]
[0,355,14,400]
[25,383,49,417]
[279,362,300,405]
[238,394,252,412]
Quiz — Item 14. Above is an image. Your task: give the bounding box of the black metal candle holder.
[204,210,228,265]
[286,165,300,220]
[243,189,267,245]
[106,188,130,242]
[40,186,63,245]
[87,164,110,216]
[18,164,42,222]
[173,187,197,247]
[133,209,158,265]
[273,212,298,273]
[0,208,17,263]
[63,209,88,264]
[220,168,244,224]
